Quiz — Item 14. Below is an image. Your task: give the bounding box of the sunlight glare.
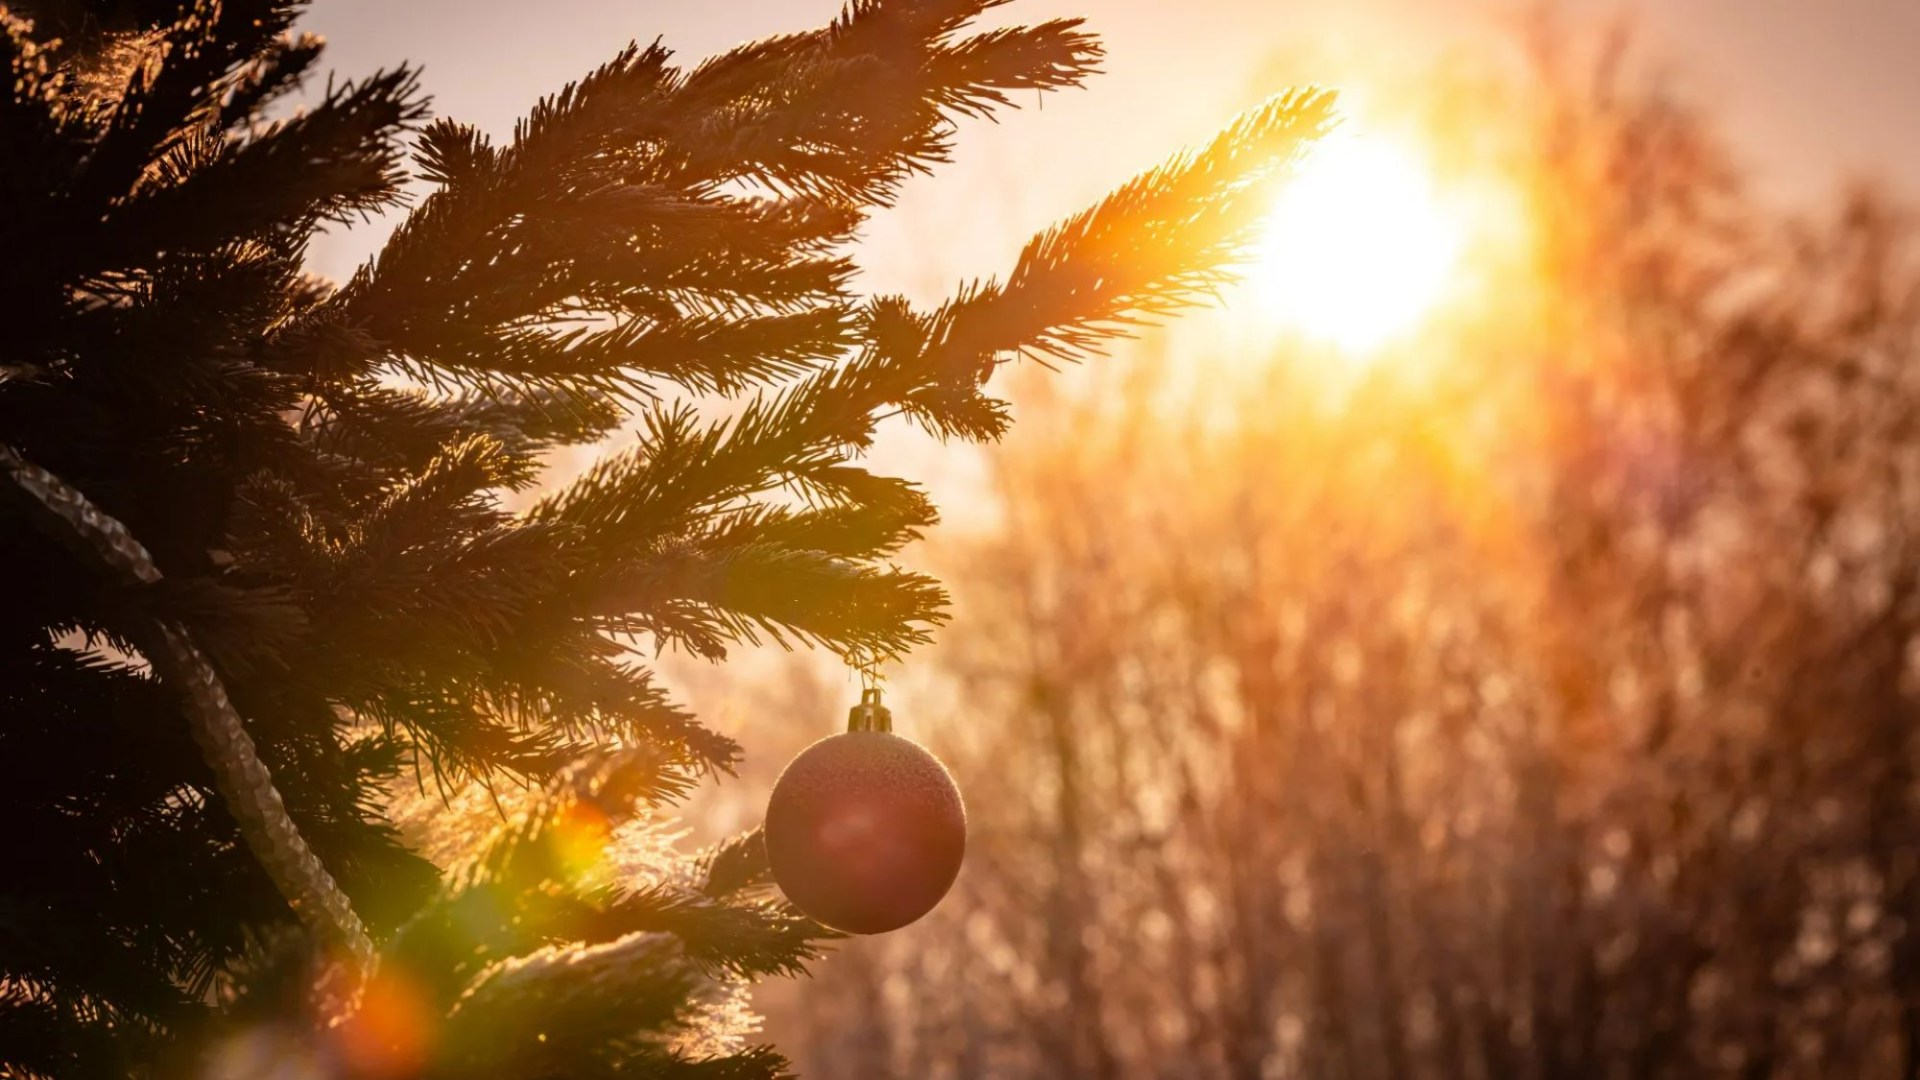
[1256,130,1468,356]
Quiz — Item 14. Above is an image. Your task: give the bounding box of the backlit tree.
[0,1,1330,1076]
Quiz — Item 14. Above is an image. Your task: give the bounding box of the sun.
[1254,129,1468,356]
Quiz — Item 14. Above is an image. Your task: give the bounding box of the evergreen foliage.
[0,1,1329,1075]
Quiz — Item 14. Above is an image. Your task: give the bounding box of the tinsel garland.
[0,444,375,965]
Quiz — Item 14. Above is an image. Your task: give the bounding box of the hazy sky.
[301,0,1920,295]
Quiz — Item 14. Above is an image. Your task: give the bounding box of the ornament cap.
[846,687,892,733]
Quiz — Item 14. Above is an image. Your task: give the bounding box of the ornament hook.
[846,645,891,733]
[847,687,892,732]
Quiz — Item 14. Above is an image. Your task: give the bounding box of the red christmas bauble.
[765,728,966,935]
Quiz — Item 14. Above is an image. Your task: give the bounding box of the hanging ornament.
[764,685,966,934]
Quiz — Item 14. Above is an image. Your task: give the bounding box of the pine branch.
[309,382,626,489]
[476,654,741,774]
[332,0,1102,399]
[609,879,831,978]
[214,30,324,132]
[363,752,826,1078]
[439,932,702,1074]
[594,543,949,657]
[82,0,310,206]
[100,66,426,268]
[698,828,773,897]
[923,87,1337,369]
[926,19,1102,118]
[386,750,697,1004]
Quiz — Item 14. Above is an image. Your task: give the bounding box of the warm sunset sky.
[302,0,1920,298]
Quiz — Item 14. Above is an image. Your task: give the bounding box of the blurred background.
[312,2,1920,1076]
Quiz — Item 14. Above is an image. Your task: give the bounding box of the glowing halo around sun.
[1253,128,1469,357]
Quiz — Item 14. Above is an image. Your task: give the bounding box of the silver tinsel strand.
[0,445,376,965]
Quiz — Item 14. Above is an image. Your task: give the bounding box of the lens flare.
[550,799,613,882]
[332,967,435,1079]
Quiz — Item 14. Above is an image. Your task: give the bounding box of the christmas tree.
[0,1,1330,1075]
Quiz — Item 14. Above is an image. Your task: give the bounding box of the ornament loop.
[847,686,892,733]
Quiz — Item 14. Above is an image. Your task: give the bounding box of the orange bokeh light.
[332,968,436,1080]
